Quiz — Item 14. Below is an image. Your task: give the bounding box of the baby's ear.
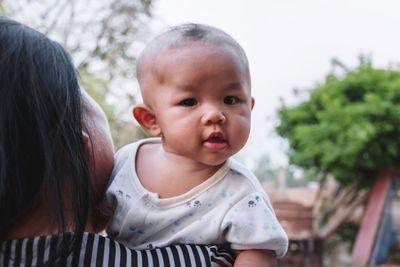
[133,104,161,136]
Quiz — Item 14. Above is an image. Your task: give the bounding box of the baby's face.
[149,42,253,166]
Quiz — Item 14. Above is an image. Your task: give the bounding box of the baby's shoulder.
[224,158,264,192]
[115,142,138,158]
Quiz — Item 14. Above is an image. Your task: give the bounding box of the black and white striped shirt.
[0,233,234,266]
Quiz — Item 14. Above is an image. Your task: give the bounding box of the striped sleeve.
[0,233,235,266]
[208,244,235,267]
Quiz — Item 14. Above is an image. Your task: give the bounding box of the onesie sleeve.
[221,192,288,257]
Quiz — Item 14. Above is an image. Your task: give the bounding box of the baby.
[102,23,288,266]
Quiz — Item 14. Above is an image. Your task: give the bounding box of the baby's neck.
[135,142,224,198]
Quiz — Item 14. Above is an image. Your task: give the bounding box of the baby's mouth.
[204,133,228,150]
[206,132,226,142]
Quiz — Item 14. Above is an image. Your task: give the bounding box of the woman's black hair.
[0,16,90,263]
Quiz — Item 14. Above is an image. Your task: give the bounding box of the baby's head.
[134,23,254,166]
[137,23,251,105]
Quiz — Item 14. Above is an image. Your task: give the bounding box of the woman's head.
[0,16,114,239]
[81,90,115,216]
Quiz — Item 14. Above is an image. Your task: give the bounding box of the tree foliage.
[3,0,155,147]
[3,0,152,81]
[276,59,400,185]
[0,3,4,15]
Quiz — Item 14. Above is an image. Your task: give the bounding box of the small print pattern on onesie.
[247,195,261,207]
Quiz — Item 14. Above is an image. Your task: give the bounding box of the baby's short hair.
[137,23,250,85]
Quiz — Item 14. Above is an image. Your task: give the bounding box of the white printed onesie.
[101,138,288,257]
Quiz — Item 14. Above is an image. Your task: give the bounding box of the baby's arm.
[234,249,276,267]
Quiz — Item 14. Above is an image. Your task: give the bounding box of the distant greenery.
[3,0,156,148]
[276,58,400,185]
[324,222,359,256]
[252,154,311,187]
[79,69,144,149]
[253,154,278,182]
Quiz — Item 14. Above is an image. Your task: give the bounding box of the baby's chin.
[200,156,231,167]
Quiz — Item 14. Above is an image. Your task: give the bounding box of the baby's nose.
[201,108,226,125]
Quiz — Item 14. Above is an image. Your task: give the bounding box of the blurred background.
[2,0,400,266]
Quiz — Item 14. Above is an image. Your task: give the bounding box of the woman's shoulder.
[0,232,235,266]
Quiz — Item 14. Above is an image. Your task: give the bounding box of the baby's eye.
[224,96,239,105]
[180,98,198,107]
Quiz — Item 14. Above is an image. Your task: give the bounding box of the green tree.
[3,0,153,82]
[3,0,155,147]
[276,58,400,185]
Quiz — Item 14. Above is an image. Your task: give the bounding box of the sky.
[149,0,400,167]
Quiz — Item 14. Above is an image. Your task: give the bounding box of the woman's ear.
[133,104,162,136]
[251,97,255,110]
[82,130,90,144]
[82,130,93,156]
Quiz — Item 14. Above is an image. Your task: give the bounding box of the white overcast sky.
[149,0,400,167]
